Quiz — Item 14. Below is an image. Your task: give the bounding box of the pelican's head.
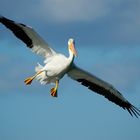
[68,38,77,57]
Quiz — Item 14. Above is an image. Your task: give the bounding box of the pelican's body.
[35,52,73,85]
[0,16,140,117]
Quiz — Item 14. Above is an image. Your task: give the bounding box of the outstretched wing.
[68,65,140,117]
[0,16,56,58]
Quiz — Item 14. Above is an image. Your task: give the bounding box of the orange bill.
[71,42,77,57]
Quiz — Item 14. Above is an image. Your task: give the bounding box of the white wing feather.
[18,24,56,58]
[0,16,56,58]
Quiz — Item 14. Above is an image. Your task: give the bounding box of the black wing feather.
[0,16,33,47]
[68,66,140,118]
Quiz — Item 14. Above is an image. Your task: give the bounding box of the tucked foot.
[50,87,57,97]
[24,77,34,85]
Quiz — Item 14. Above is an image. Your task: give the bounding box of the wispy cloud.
[0,0,140,46]
[39,0,113,23]
[79,46,140,93]
[0,0,122,23]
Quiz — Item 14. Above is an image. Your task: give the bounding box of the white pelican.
[0,16,140,117]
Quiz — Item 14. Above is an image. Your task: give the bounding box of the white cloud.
[1,0,140,46]
[38,0,115,22]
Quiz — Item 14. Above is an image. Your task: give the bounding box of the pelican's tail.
[35,63,48,85]
[35,63,43,72]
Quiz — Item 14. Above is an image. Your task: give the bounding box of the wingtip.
[0,15,6,21]
[126,105,140,118]
[0,15,3,20]
[0,16,12,22]
[0,15,5,18]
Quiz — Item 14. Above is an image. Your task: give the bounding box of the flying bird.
[0,16,140,117]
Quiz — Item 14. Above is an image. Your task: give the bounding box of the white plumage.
[0,16,140,117]
[35,52,73,85]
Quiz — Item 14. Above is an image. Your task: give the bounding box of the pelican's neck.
[68,48,74,63]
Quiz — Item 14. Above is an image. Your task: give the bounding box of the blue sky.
[0,0,140,140]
